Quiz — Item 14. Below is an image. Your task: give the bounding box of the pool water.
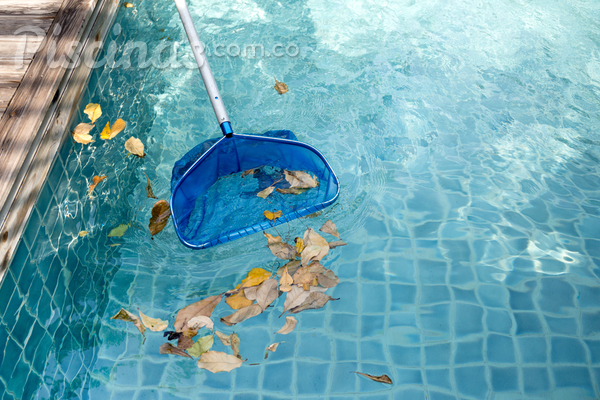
[2,0,600,398]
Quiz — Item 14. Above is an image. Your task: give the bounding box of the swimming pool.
[2,0,600,398]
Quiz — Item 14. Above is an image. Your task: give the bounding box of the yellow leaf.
[111,308,145,336]
[149,200,171,236]
[124,2,134,7]
[125,137,145,157]
[295,238,304,253]
[263,210,282,220]
[78,231,88,237]
[188,335,214,358]
[138,309,168,331]
[108,223,129,237]
[240,268,272,289]
[225,290,254,310]
[84,103,102,123]
[110,118,126,138]
[88,175,106,198]
[100,122,111,140]
[73,123,94,144]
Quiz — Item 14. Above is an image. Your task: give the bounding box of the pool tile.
[361,315,385,338]
[420,285,450,305]
[449,263,475,286]
[360,258,386,281]
[360,339,386,362]
[454,366,488,398]
[523,367,550,394]
[425,369,452,391]
[553,366,594,396]
[393,389,426,400]
[428,391,456,400]
[335,339,358,362]
[478,284,508,308]
[295,362,329,395]
[486,334,515,363]
[388,345,420,367]
[390,284,416,309]
[361,283,387,313]
[454,338,484,364]
[551,337,587,364]
[490,366,519,392]
[514,312,544,335]
[424,343,451,366]
[298,332,331,361]
[454,303,483,337]
[329,361,358,393]
[7,354,30,398]
[486,309,512,335]
[388,256,416,284]
[394,368,423,385]
[12,308,35,346]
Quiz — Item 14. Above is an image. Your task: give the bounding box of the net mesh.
[170,131,339,249]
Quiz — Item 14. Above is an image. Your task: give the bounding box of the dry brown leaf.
[225,290,254,310]
[84,103,102,123]
[257,186,275,199]
[256,279,279,310]
[316,268,339,288]
[242,168,257,177]
[149,200,171,236]
[230,333,241,359]
[274,78,288,94]
[197,351,243,373]
[111,308,145,336]
[277,316,297,334]
[301,228,329,266]
[264,342,281,359]
[264,232,281,245]
[277,260,302,277]
[221,304,263,326]
[264,210,283,220]
[177,335,194,350]
[73,123,95,144]
[125,137,145,157]
[88,175,106,198]
[244,286,259,301]
[214,331,231,346]
[289,292,339,314]
[354,372,393,384]
[144,173,158,199]
[284,170,318,189]
[329,241,347,249]
[276,187,310,195]
[279,266,293,292]
[174,294,223,332]
[280,285,310,317]
[187,316,214,330]
[320,220,341,239]
[268,242,297,260]
[138,309,168,331]
[159,343,191,358]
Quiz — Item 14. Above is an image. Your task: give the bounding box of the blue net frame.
[170,131,340,249]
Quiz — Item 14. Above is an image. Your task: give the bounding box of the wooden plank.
[0,0,63,17]
[0,68,27,86]
[0,16,54,36]
[0,36,45,60]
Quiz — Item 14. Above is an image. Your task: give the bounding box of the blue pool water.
[2,0,600,398]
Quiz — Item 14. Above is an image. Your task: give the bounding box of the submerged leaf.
[110,119,126,138]
[276,316,297,334]
[230,333,241,359]
[276,187,310,195]
[294,238,305,254]
[279,267,293,293]
[257,186,275,199]
[289,292,339,314]
[225,290,254,310]
[187,316,214,331]
[263,210,283,221]
[268,242,297,260]
[149,200,171,236]
[123,2,134,8]
[221,304,263,326]
[277,260,301,277]
[274,78,288,94]
[214,331,231,346]
[174,294,223,332]
[159,343,191,358]
[264,342,280,359]
[125,137,145,157]
[88,175,106,198]
[242,168,258,177]
[197,351,243,373]
[354,372,393,384]
[280,285,310,317]
[256,279,279,310]
[73,123,94,144]
[316,268,339,288]
[163,331,182,341]
[138,310,168,331]
[108,224,129,237]
[284,170,318,189]
[320,220,341,239]
[84,103,102,123]
[144,173,158,199]
[301,228,329,266]
[100,122,112,140]
[78,231,89,237]
[177,335,195,350]
[111,308,145,336]
[188,335,214,357]
[329,240,347,249]
[263,232,281,245]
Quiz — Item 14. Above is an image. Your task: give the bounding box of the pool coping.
[0,0,120,277]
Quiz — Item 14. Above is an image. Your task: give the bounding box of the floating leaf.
[263,210,283,221]
[84,103,102,123]
[277,260,301,277]
[242,168,257,177]
[177,335,195,350]
[187,315,214,331]
[225,289,254,310]
[277,316,297,334]
[163,331,182,341]
[279,267,293,292]
[280,285,310,317]
[257,186,275,199]
[100,122,111,140]
[256,279,279,310]
[88,175,106,198]
[174,294,223,332]
[111,308,145,336]
[240,268,272,289]
[110,119,126,137]
[301,228,329,266]
[125,137,145,157]
[244,286,259,301]
[221,304,263,326]
[138,310,168,331]
[108,224,129,237]
[284,170,318,189]
[159,343,191,358]
[276,187,309,195]
[78,231,88,237]
[149,200,171,236]
[268,242,297,260]
[292,262,326,290]
[197,351,243,373]
[124,2,134,8]
[274,78,288,94]
[230,333,241,359]
[320,220,340,239]
[353,372,393,384]
[188,335,214,357]
[144,173,158,199]
[289,292,339,314]
[214,331,231,346]
[329,241,347,249]
[264,342,280,359]
[73,123,94,144]
[316,268,339,288]
[264,232,281,245]
[295,238,305,254]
